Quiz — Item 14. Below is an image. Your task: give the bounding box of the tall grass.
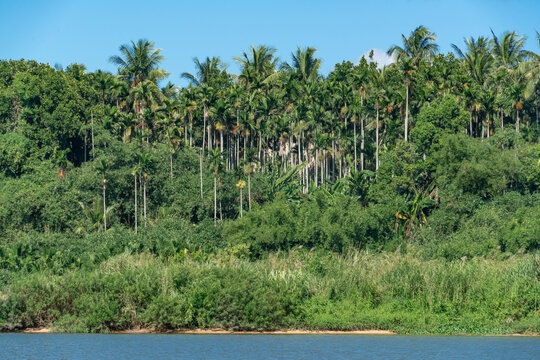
[1,250,538,334]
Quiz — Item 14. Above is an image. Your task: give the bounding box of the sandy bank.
[16,328,540,336]
[21,328,395,335]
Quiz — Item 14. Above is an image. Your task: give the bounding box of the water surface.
[1,334,539,359]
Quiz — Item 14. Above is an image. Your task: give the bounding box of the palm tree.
[282,46,322,82]
[181,56,228,86]
[452,36,493,86]
[110,39,167,87]
[388,25,438,142]
[490,30,529,69]
[95,159,109,231]
[234,45,279,88]
[452,36,495,136]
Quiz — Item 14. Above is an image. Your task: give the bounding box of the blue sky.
[1,0,539,86]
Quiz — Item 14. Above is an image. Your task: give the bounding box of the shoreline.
[12,328,540,336]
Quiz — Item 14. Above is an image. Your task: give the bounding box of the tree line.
[0,25,539,235]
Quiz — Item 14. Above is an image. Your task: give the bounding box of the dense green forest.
[1,26,539,334]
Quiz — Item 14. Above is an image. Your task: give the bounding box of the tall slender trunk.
[332,139,335,181]
[134,175,138,235]
[103,182,107,231]
[314,149,318,187]
[361,117,365,171]
[199,149,203,200]
[404,83,409,142]
[353,122,357,172]
[214,175,217,226]
[208,125,212,151]
[248,173,251,210]
[469,111,473,136]
[202,104,207,150]
[239,188,243,218]
[515,108,520,132]
[487,113,490,138]
[91,110,95,159]
[143,180,147,228]
[236,110,240,167]
[169,144,173,179]
[376,108,380,171]
[220,130,224,154]
[189,113,193,147]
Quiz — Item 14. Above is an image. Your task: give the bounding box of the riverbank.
[16,327,540,336]
[2,252,539,336]
[20,328,396,335]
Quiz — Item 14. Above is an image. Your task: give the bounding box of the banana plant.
[395,181,437,236]
[269,161,307,199]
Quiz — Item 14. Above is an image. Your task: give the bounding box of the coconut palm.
[452,36,494,86]
[109,39,168,87]
[389,26,438,142]
[282,46,322,82]
[490,30,529,69]
[181,56,228,86]
[388,26,439,66]
[234,45,279,88]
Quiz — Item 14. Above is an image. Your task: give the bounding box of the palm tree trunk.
[248,173,252,210]
[169,144,173,179]
[239,188,243,218]
[220,130,224,154]
[354,122,357,172]
[516,108,520,132]
[315,149,318,187]
[487,113,490,138]
[134,175,138,235]
[470,111,473,136]
[143,180,147,228]
[199,149,204,200]
[214,175,217,226]
[103,182,107,231]
[332,139,335,181]
[376,108,380,171]
[202,104,207,150]
[91,110,95,159]
[361,117,365,171]
[208,125,212,151]
[189,114,193,148]
[405,84,409,142]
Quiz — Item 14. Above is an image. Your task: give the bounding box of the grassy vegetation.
[1,249,538,335]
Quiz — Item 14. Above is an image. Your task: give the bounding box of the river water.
[1,334,539,359]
